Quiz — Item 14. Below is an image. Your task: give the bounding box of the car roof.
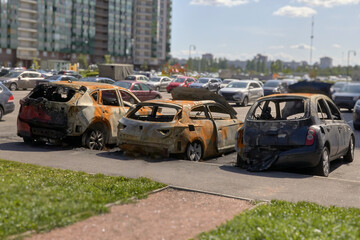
[51,81,127,91]
[258,93,328,100]
[140,99,217,107]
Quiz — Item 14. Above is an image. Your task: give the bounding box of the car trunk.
[18,84,78,136]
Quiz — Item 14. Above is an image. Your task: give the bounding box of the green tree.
[77,54,88,69]
[32,58,40,70]
[104,55,113,64]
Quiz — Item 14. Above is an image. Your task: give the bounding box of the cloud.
[297,0,359,8]
[269,45,285,49]
[332,44,341,48]
[290,44,314,50]
[190,0,250,7]
[273,6,317,17]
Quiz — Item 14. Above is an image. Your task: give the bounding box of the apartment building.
[133,0,172,69]
[0,0,171,70]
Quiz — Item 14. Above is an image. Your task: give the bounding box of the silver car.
[0,83,15,120]
[146,76,172,91]
[220,79,237,89]
[218,80,264,106]
[0,71,45,91]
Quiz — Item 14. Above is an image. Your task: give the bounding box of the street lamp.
[347,50,356,79]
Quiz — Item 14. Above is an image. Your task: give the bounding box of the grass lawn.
[197,200,360,239]
[0,159,165,239]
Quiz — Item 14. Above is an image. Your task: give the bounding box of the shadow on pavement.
[0,141,73,152]
[96,150,179,163]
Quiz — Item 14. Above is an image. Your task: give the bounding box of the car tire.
[343,136,354,163]
[9,83,17,91]
[315,146,330,177]
[83,124,106,150]
[0,106,3,121]
[354,123,360,130]
[186,141,203,161]
[242,97,248,107]
[236,154,247,168]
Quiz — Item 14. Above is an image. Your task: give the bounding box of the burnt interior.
[29,84,77,102]
[128,105,181,122]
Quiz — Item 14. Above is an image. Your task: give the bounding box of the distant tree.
[32,58,40,70]
[77,54,88,69]
[104,55,113,64]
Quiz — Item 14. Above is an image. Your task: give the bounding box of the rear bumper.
[3,102,15,115]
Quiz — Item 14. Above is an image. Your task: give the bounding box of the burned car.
[17,81,141,150]
[117,88,243,161]
[236,93,354,177]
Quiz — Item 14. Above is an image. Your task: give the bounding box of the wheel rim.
[10,83,16,91]
[322,149,329,176]
[187,142,202,161]
[88,130,104,150]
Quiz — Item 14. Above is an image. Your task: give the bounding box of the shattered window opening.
[326,100,342,120]
[29,85,76,102]
[250,99,307,121]
[100,90,119,106]
[208,105,234,120]
[317,99,331,120]
[190,106,209,120]
[128,104,181,122]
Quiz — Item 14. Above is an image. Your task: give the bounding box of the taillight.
[8,95,14,103]
[305,127,316,146]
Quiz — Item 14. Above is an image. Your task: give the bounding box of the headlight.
[201,84,208,88]
[273,87,279,92]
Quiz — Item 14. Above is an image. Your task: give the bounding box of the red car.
[166,76,196,93]
[114,81,161,101]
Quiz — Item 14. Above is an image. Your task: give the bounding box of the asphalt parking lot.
[0,89,360,207]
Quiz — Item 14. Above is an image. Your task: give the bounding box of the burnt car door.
[188,105,215,147]
[207,103,239,151]
[316,98,339,157]
[325,98,350,155]
[99,89,125,140]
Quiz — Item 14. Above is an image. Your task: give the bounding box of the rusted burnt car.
[117,88,243,161]
[17,81,141,150]
[236,93,354,177]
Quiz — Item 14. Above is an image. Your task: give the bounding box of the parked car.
[281,79,298,92]
[188,77,222,92]
[37,69,53,78]
[332,83,360,111]
[236,93,354,177]
[45,75,79,82]
[17,81,141,150]
[166,76,196,93]
[113,80,161,101]
[263,80,287,96]
[218,80,264,106]
[146,76,172,91]
[0,71,45,91]
[330,81,347,95]
[80,77,115,84]
[353,99,360,130]
[57,70,82,79]
[117,88,243,161]
[125,74,149,82]
[220,79,237,89]
[0,68,10,77]
[0,83,15,120]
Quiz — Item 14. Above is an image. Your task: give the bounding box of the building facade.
[133,0,172,70]
[0,0,171,69]
[319,57,333,69]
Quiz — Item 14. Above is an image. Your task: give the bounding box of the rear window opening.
[29,84,76,102]
[128,104,181,122]
[250,99,307,121]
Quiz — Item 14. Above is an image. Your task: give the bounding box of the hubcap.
[88,130,104,150]
[188,142,202,161]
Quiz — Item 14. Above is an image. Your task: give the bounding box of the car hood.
[171,87,237,116]
[220,88,247,93]
[190,83,207,87]
[333,92,360,98]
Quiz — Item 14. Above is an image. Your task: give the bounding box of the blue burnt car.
[236,93,354,177]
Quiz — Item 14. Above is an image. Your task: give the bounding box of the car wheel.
[0,107,3,120]
[315,147,330,177]
[186,141,203,161]
[83,125,106,150]
[242,97,248,107]
[236,154,247,168]
[9,83,17,91]
[354,123,360,130]
[343,136,354,163]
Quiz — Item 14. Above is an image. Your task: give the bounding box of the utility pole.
[347,50,356,79]
[309,16,314,67]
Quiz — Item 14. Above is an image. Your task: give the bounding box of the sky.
[171,0,360,66]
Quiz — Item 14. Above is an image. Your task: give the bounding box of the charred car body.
[236,94,354,176]
[117,88,243,161]
[17,81,141,150]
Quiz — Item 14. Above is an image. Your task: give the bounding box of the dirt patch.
[27,188,253,240]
